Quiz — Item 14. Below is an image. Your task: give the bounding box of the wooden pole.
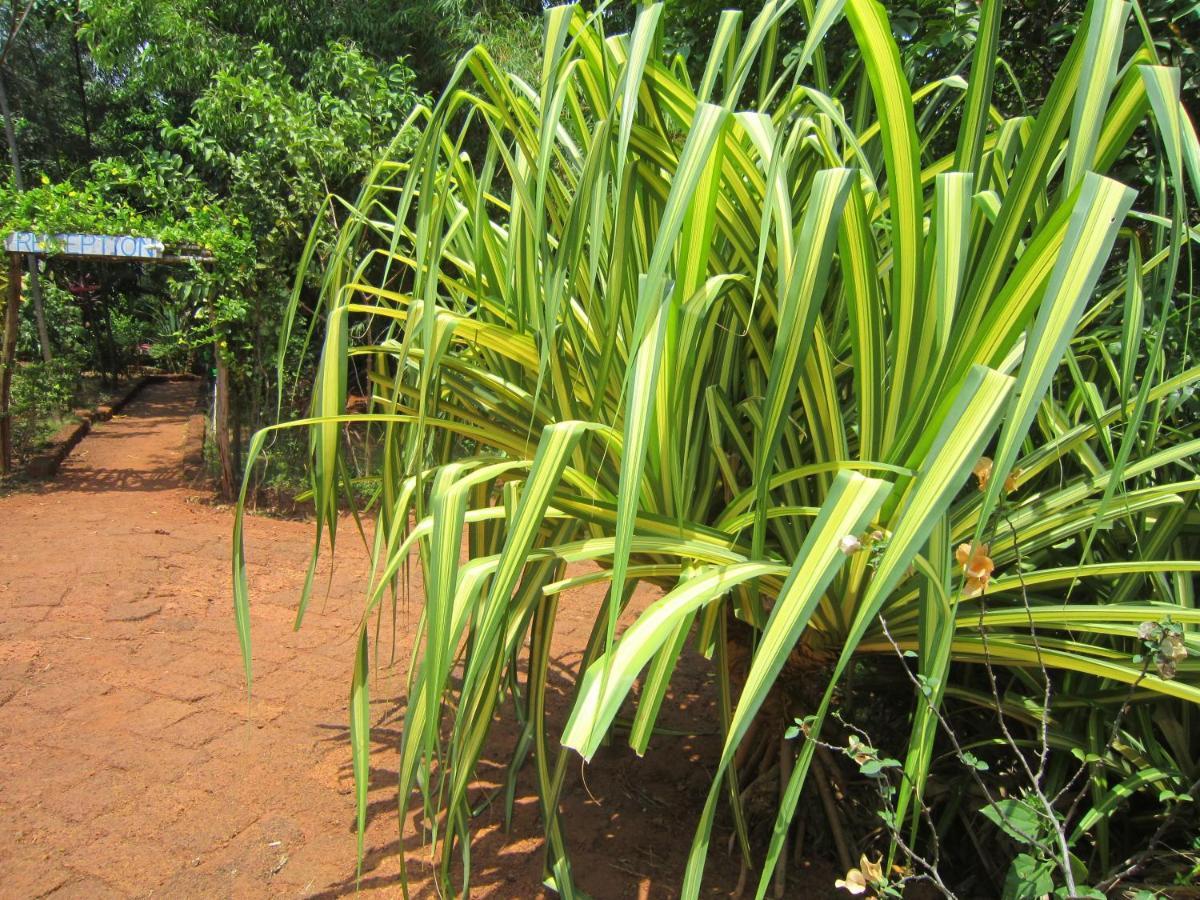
[0,73,52,363]
[214,343,235,499]
[1,253,21,475]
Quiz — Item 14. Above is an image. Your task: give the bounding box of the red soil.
[0,380,827,898]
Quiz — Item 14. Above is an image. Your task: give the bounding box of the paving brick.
[10,590,66,608]
[162,650,222,680]
[61,830,181,895]
[0,855,71,899]
[105,740,208,783]
[60,686,148,726]
[24,680,109,714]
[105,599,162,622]
[0,382,443,897]
[141,672,216,703]
[0,677,24,706]
[160,709,239,749]
[53,767,138,824]
[126,696,197,735]
[45,878,126,900]
[164,790,261,857]
[267,831,357,897]
[0,745,97,805]
[149,867,237,899]
[90,782,198,844]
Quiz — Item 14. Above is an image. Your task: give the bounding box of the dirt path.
[0,381,770,898]
[0,381,371,897]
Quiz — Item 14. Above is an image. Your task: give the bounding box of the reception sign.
[5,232,165,259]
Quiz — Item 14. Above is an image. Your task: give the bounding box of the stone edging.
[25,373,201,479]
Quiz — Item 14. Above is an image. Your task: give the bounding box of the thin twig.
[1096,775,1200,893]
[876,615,1051,858]
[975,514,1076,895]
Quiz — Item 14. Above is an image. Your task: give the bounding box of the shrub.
[10,358,80,459]
[237,0,1200,895]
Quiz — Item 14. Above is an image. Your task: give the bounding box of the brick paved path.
[0,381,384,897]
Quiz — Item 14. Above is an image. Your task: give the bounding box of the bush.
[237,0,1200,896]
[17,279,87,363]
[9,358,80,460]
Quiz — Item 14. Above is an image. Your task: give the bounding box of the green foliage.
[16,280,85,362]
[0,156,245,255]
[451,1,545,87]
[0,155,252,374]
[235,0,1200,895]
[2,0,426,491]
[75,0,422,144]
[140,298,193,372]
[165,40,417,236]
[1,8,423,498]
[9,357,80,458]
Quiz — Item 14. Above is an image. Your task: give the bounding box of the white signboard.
[5,232,165,259]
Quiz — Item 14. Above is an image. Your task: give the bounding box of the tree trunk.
[25,258,51,363]
[0,69,53,363]
[1,254,20,474]
[69,13,92,154]
[0,70,21,191]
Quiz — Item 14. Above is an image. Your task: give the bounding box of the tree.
[1,0,61,362]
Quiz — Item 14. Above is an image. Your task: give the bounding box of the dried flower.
[1156,628,1185,681]
[1157,633,1188,680]
[956,542,995,597]
[1136,619,1189,680]
[835,868,867,895]
[846,735,872,765]
[972,456,993,491]
[1003,467,1022,494]
[836,855,883,895]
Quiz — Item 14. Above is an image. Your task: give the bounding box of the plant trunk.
[69,20,92,154]
[0,69,53,363]
[101,298,117,386]
[25,257,51,363]
[1,253,20,474]
[0,70,22,192]
[231,375,243,480]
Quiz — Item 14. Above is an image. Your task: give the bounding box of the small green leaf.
[1004,853,1055,900]
[982,798,1043,845]
[859,757,900,776]
[961,751,989,771]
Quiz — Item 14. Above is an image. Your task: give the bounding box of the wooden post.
[214,343,236,499]
[1,253,21,475]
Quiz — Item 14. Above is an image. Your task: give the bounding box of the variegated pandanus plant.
[235,0,1200,895]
